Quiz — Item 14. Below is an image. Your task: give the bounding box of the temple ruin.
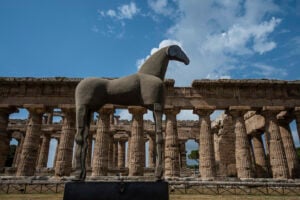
[1,77,300,180]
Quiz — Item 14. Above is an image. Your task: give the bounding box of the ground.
[1,194,300,200]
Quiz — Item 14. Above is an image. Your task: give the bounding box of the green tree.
[188,150,199,164]
[296,147,300,160]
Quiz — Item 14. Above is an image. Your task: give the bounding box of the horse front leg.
[154,103,163,180]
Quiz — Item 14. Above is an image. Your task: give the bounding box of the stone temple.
[0,77,300,180]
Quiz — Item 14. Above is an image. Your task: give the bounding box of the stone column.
[128,106,147,176]
[252,134,268,178]
[179,141,187,170]
[294,107,300,141]
[55,105,76,176]
[194,106,216,179]
[107,132,114,168]
[12,137,21,168]
[229,106,253,179]
[113,140,118,168]
[126,134,131,168]
[262,106,289,179]
[53,138,60,168]
[148,135,156,168]
[0,105,16,171]
[16,105,45,176]
[118,140,126,169]
[85,131,93,169]
[164,106,180,177]
[92,105,113,176]
[36,133,51,170]
[278,114,300,178]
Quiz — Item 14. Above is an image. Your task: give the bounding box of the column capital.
[99,104,114,115]
[227,106,251,117]
[128,106,147,115]
[193,105,216,116]
[0,104,18,114]
[24,104,47,114]
[261,106,284,118]
[294,107,300,117]
[59,104,75,111]
[164,106,180,115]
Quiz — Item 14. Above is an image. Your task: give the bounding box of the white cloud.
[144,0,282,85]
[91,25,99,33]
[136,39,182,69]
[252,63,287,77]
[98,2,139,20]
[148,0,175,16]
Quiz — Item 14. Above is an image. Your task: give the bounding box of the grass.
[1,194,300,200]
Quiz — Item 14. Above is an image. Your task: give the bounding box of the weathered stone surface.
[55,107,76,176]
[36,133,51,170]
[118,140,126,169]
[278,116,300,178]
[164,107,180,177]
[262,107,289,179]
[229,107,253,179]
[252,134,268,178]
[194,107,216,179]
[16,105,45,176]
[1,78,300,180]
[92,107,113,176]
[128,106,147,176]
[0,106,16,171]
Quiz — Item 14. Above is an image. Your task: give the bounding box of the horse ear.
[167,45,181,57]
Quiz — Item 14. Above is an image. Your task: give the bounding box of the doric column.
[16,104,45,176]
[85,131,93,169]
[164,106,180,177]
[118,140,126,169]
[36,132,51,170]
[262,106,289,179]
[194,106,216,179]
[252,134,268,178]
[107,132,114,168]
[55,105,76,176]
[294,107,300,141]
[126,134,131,168]
[113,140,118,168]
[12,137,22,168]
[53,138,60,168]
[179,141,187,170]
[92,105,113,176]
[148,135,156,168]
[0,105,16,171]
[278,113,300,178]
[229,106,253,179]
[128,106,147,176]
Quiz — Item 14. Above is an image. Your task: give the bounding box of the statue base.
[63,181,169,200]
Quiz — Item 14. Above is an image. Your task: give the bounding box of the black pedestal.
[63,181,169,200]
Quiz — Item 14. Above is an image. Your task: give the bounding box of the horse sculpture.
[74,45,190,180]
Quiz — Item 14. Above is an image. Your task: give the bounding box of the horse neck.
[138,48,169,80]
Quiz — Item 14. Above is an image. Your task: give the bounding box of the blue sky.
[1,0,300,84]
[2,0,300,166]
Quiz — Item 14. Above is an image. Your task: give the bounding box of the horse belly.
[107,77,142,105]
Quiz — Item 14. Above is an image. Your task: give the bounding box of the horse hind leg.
[153,103,163,180]
[74,105,90,180]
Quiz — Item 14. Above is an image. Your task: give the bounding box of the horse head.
[167,45,190,65]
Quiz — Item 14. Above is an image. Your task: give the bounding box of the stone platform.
[63,181,169,200]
